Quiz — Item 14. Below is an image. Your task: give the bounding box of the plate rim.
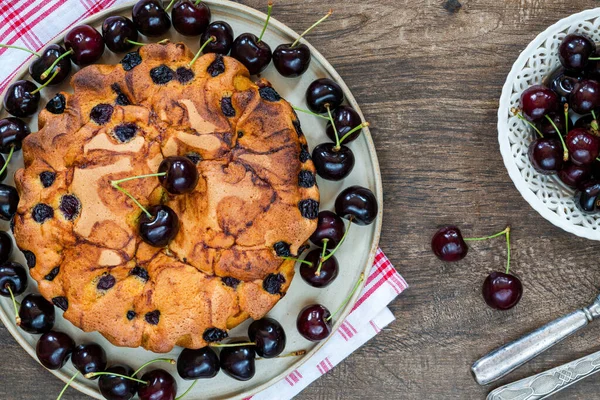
[497,7,600,241]
[0,0,384,398]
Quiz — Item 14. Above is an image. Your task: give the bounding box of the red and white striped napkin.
[0,2,408,398]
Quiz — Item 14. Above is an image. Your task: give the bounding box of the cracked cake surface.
[13,42,319,353]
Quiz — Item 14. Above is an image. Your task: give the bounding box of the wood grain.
[3,0,600,399]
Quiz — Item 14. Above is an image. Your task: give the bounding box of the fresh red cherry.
[558,162,591,188]
[230,2,273,75]
[431,225,468,262]
[172,0,211,36]
[177,347,220,380]
[18,294,55,334]
[0,117,31,152]
[98,365,139,400]
[538,112,571,138]
[0,184,19,221]
[219,341,256,381]
[200,21,233,54]
[482,272,523,310]
[0,231,12,264]
[158,156,199,194]
[133,0,171,37]
[335,185,378,225]
[138,369,177,400]
[559,33,596,71]
[566,128,599,166]
[306,78,344,114]
[570,80,600,114]
[102,16,139,53]
[138,205,180,247]
[312,142,355,181]
[548,67,582,104]
[309,210,345,247]
[296,304,332,342]
[29,44,72,85]
[36,330,75,370]
[248,317,286,358]
[326,105,363,143]
[528,138,564,174]
[520,85,559,121]
[0,261,27,297]
[72,343,108,378]
[300,248,338,288]
[3,80,40,118]
[575,180,600,213]
[65,25,105,66]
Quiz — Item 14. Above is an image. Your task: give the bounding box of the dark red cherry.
[231,33,272,75]
[248,317,286,358]
[72,343,107,378]
[3,80,40,118]
[138,205,179,247]
[566,128,599,166]
[273,43,310,77]
[102,16,138,53]
[0,117,31,152]
[482,272,523,310]
[548,67,582,104]
[309,210,345,247]
[558,162,591,189]
[296,304,331,342]
[0,184,19,221]
[158,156,199,194]
[570,80,600,114]
[306,78,344,114]
[312,143,355,181]
[431,225,468,262]
[99,365,139,400]
[200,21,234,54]
[177,347,220,380]
[29,44,72,85]
[0,231,12,264]
[138,369,177,400]
[172,0,211,36]
[575,180,600,213]
[132,0,171,37]
[18,294,55,334]
[326,105,362,143]
[528,138,564,174]
[65,25,105,66]
[538,112,571,138]
[334,185,378,225]
[559,33,596,71]
[0,261,27,297]
[300,248,338,288]
[36,330,75,370]
[219,341,256,381]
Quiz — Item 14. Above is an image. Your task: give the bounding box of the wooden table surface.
[3,0,600,399]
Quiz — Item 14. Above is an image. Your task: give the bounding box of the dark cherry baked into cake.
[12,42,319,353]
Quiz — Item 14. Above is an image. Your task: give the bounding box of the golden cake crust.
[14,43,319,353]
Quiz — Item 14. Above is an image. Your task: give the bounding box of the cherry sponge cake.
[13,42,319,353]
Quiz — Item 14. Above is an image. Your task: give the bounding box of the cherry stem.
[165,0,177,11]
[40,49,73,80]
[592,110,599,132]
[112,172,166,185]
[464,226,510,241]
[590,57,600,60]
[292,105,330,120]
[31,68,61,95]
[315,239,329,276]
[0,146,15,179]
[209,342,256,348]
[326,104,341,149]
[125,39,146,46]
[5,284,21,326]
[84,372,148,384]
[56,371,80,400]
[111,181,152,218]
[545,114,569,161]
[325,272,365,322]
[0,44,40,57]
[189,36,216,67]
[564,103,570,136]
[321,218,351,263]
[505,226,511,275]
[175,380,197,400]
[280,256,313,266]
[258,2,273,43]
[291,9,333,48]
[132,358,176,377]
[194,0,203,5]
[256,350,307,360]
[336,122,370,148]
[511,108,543,138]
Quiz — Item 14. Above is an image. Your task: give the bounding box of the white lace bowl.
[499,8,600,240]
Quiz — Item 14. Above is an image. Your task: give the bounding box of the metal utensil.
[486,349,600,400]
[472,294,600,385]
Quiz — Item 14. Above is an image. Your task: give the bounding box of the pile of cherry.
[0,0,381,399]
[518,32,600,213]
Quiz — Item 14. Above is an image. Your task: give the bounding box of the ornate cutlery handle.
[487,350,600,400]
[472,295,600,385]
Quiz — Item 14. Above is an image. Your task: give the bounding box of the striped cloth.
[0,1,408,398]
